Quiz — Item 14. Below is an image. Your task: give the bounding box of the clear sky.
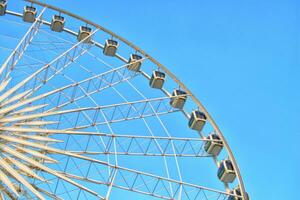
[15,0,300,199]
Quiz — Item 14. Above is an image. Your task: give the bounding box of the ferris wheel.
[0,1,249,200]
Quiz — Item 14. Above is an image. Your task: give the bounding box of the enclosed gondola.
[0,1,249,199]
[149,70,166,89]
[0,0,7,16]
[228,187,249,200]
[127,54,142,71]
[103,39,118,56]
[217,159,236,183]
[23,6,37,23]
[77,26,92,43]
[204,133,223,156]
[50,15,65,32]
[170,89,187,109]
[188,110,206,131]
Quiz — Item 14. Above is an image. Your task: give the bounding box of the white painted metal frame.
[0,1,248,199]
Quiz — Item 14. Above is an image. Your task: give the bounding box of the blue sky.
[42,0,298,199]
[8,0,300,199]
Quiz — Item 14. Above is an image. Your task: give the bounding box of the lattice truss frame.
[0,1,247,200]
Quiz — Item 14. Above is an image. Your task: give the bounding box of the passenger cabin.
[228,187,249,200]
[0,0,7,16]
[150,70,165,89]
[103,39,118,56]
[77,26,92,43]
[50,15,65,32]
[127,54,142,71]
[204,133,223,156]
[217,159,236,183]
[23,6,37,23]
[170,89,187,109]
[188,110,206,131]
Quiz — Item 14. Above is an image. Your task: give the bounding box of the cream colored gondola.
[0,0,7,16]
[170,89,187,109]
[77,26,92,43]
[23,6,37,23]
[103,39,119,56]
[204,133,223,156]
[150,70,165,89]
[127,54,142,71]
[50,15,65,32]
[217,159,236,183]
[228,187,250,200]
[188,110,206,131]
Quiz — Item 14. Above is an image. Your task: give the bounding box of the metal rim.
[0,0,248,199]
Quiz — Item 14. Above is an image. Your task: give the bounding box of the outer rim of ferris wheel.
[0,0,248,199]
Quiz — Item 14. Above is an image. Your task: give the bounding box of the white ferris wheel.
[0,1,249,200]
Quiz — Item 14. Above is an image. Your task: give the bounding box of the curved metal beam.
[9,1,247,199]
